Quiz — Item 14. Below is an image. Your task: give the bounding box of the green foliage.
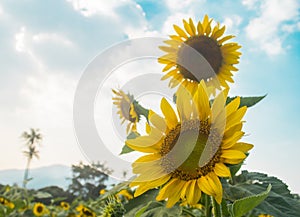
[223,170,300,217]
[67,162,111,200]
[21,128,43,189]
[135,201,182,217]
[226,95,266,108]
[228,184,271,217]
[120,144,134,155]
[120,131,140,155]
[124,189,158,216]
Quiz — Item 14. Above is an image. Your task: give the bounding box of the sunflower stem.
[204,194,212,217]
[211,196,221,217]
[133,101,149,121]
[182,207,197,217]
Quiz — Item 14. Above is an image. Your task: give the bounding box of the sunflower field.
[1,14,300,217]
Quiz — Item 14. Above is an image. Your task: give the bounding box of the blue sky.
[0,0,300,193]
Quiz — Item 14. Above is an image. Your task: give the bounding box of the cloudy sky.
[1,0,300,192]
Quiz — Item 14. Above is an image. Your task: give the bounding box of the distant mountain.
[0,165,72,189]
[0,165,118,190]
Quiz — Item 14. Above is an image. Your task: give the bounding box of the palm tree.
[21,128,42,188]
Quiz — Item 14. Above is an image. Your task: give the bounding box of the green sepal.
[226,95,266,108]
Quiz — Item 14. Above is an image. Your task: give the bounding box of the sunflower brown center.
[160,120,222,181]
[176,36,223,82]
[120,100,136,122]
[37,205,43,213]
[82,208,93,216]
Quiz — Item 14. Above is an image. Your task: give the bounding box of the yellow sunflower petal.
[221,149,246,160]
[165,180,186,208]
[176,86,193,120]
[197,21,204,35]
[226,97,240,117]
[186,180,201,205]
[223,123,242,140]
[193,80,210,121]
[159,46,177,53]
[149,110,167,132]
[214,162,231,177]
[133,174,171,197]
[226,106,247,130]
[207,173,223,204]
[189,18,196,35]
[218,35,235,44]
[183,19,194,36]
[197,176,214,195]
[162,63,175,72]
[161,98,178,129]
[222,131,245,149]
[161,69,179,81]
[211,88,228,124]
[213,25,225,40]
[173,25,188,39]
[230,142,254,153]
[126,136,161,153]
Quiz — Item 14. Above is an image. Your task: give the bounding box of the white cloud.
[33,33,73,47]
[162,12,196,36]
[242,0,259,9]
[164,0,198,12]
[222,15,243,35]
[0,4,3,15]
[281,22,300,33]
[15,26,26,52]
[1,0,162,170]
[66,0,131,18]
[245,0,300,55]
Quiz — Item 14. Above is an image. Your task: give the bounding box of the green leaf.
[228,162,243,177]
[120,131,140,155]
[229,184,271,217]
[221,198,230,217]
[120,144,135,155]
[138,201,182,217]
[223,170,300,217]
[124,189,158,216]
[135,202,152,217]
[226,95,266,108]
[127,131,140,139]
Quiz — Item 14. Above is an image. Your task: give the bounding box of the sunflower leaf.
[133,201,182,217]
[120,132,140,155]
[228,184,271,217]
[228,162,243,177]
[124,189,158,216]
[226,95,266,108]
[223,170,300,217]
[120,144,135,155]
[134,201,152,217]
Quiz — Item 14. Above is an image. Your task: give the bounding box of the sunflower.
[33,202,48,216]
[117,189,133,200]
[0,197,14,209]
[76,205,96,217]
[100,197,125,217]
[99,189,106,195]
[127,81,253,207]
[112,89,139,134]
[258,215,273,217]
[60,201,70,211]
[158,15,241,95]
